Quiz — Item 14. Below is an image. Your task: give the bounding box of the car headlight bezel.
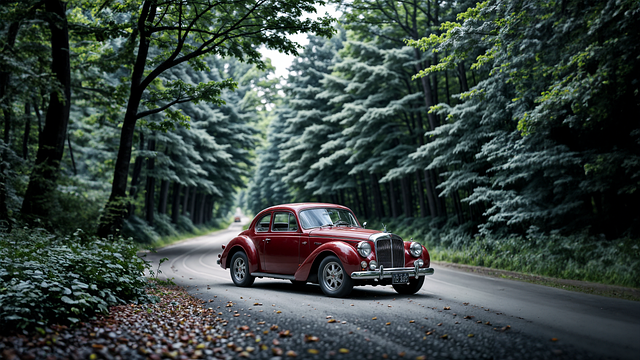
[410,242,423,258]
[357,241,372,258]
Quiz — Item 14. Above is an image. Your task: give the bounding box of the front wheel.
[318,255,353,297]
[392,276,424,295]
[230,252,255,287]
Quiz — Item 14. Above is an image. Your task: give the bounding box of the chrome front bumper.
[350,264,434,280]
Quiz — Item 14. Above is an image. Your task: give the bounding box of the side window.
[256,214,271,232]
[272,212,299,232]
[289,214,298,231]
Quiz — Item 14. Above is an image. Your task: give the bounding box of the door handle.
[266,238,271,243]
[314,242,321,246]
[301,241,307,245]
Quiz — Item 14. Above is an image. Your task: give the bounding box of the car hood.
[307,227,383,241]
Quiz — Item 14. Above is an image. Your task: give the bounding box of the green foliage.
[366,217,640,288]
[0,228,156,330]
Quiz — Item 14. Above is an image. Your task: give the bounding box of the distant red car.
[217,203,434,297]
[234,216,241,222]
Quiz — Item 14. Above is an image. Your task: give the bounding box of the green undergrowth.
[123,213,231,249]
[365,218,640,289]
[150,218,232,249]
[0,227,158,331]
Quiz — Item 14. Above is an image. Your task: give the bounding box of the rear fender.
[294,241,361,282]
[219,236,260,273]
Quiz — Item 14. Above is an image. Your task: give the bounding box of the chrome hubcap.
[233,257,246,281]
[322,262,343,290]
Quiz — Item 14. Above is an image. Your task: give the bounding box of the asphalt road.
[142,220,640,360]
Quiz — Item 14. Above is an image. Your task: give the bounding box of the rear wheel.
[230,252,255,287]
[392,276,424,295]
[318,255,353,297]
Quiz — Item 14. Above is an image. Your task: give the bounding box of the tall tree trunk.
[401,176,413,217]
[197,193,206,224]
[188,188,197,221]
[457,62,470,92]
[98,0,156,237]
[360,173,369,219]
[128,133,145,216]
[431,169,447,218]
[144,137,156,225]
[370,173,384,218]
[22,104,31,159]
[158,179,169,215]
[388,180,399,218]
[67,133,76,175]
[22,1,71,219]
[182,186,190,216]
[171,182,181,224]
[1,22,19,145]
[415,171,427,217]
[423,170,437,218]
[453,190,464,225]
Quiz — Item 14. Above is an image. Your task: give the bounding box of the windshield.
[298,208,359,229]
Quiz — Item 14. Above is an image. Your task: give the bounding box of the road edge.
[433,260,640,301]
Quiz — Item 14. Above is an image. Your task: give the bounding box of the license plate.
[392,273,409,284]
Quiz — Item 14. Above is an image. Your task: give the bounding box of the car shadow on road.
[207,280,436,300]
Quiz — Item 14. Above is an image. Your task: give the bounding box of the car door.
[252,212,272,271]
[264,211,300,274]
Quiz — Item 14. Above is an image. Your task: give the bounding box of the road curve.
[142,221,640,360]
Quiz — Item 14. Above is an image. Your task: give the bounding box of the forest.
[1,0,640,328]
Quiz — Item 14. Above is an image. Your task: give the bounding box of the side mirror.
[362,222,367,229]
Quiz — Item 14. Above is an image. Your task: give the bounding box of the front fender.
[219,236,260,274]
[294,241,361,281]
[403,242,431,268]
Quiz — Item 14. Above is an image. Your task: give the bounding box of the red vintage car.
[217,203,434,297]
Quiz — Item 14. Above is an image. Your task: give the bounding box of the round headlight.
[357,241,372,257]
[410,242,423,257]
[369,260,377,270]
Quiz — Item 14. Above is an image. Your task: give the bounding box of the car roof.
[259,203,352,214]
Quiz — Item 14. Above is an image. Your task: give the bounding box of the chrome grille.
[375,236,405,268]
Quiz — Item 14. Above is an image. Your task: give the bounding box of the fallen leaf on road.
[270,325,278,331]
[437,323,442,326]
[286,350,297,357]
[485,321,491,325]
[496,325,511,332]
[272,339,280,346]
[409,320,415,323]
[440,334,448,339]
[278,330,291,338]
[326,315,333,319]
[468,334,474,337]
[463,302,469,305]
[372,317,377,320]
[443,306,451,310]
[551,338,558,342]
[253,303,262,306]
[425,331,433,336]
[276,310,282,314]
[328,319,336,323]
[272,347,283,356]
[239,325,250,331]
[464,315,474,319]
[339,348,350,354]
[386,322,391,325]
[257,321,265,325]
[304,335,319,342]
[308,349,319,354]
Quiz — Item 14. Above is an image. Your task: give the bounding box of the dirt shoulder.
[433,261,640,302]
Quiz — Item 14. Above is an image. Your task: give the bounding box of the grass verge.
[364,217,640,300]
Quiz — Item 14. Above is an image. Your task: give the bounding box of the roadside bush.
[0,227,156,330]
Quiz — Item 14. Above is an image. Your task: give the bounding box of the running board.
[251,272,295,280]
